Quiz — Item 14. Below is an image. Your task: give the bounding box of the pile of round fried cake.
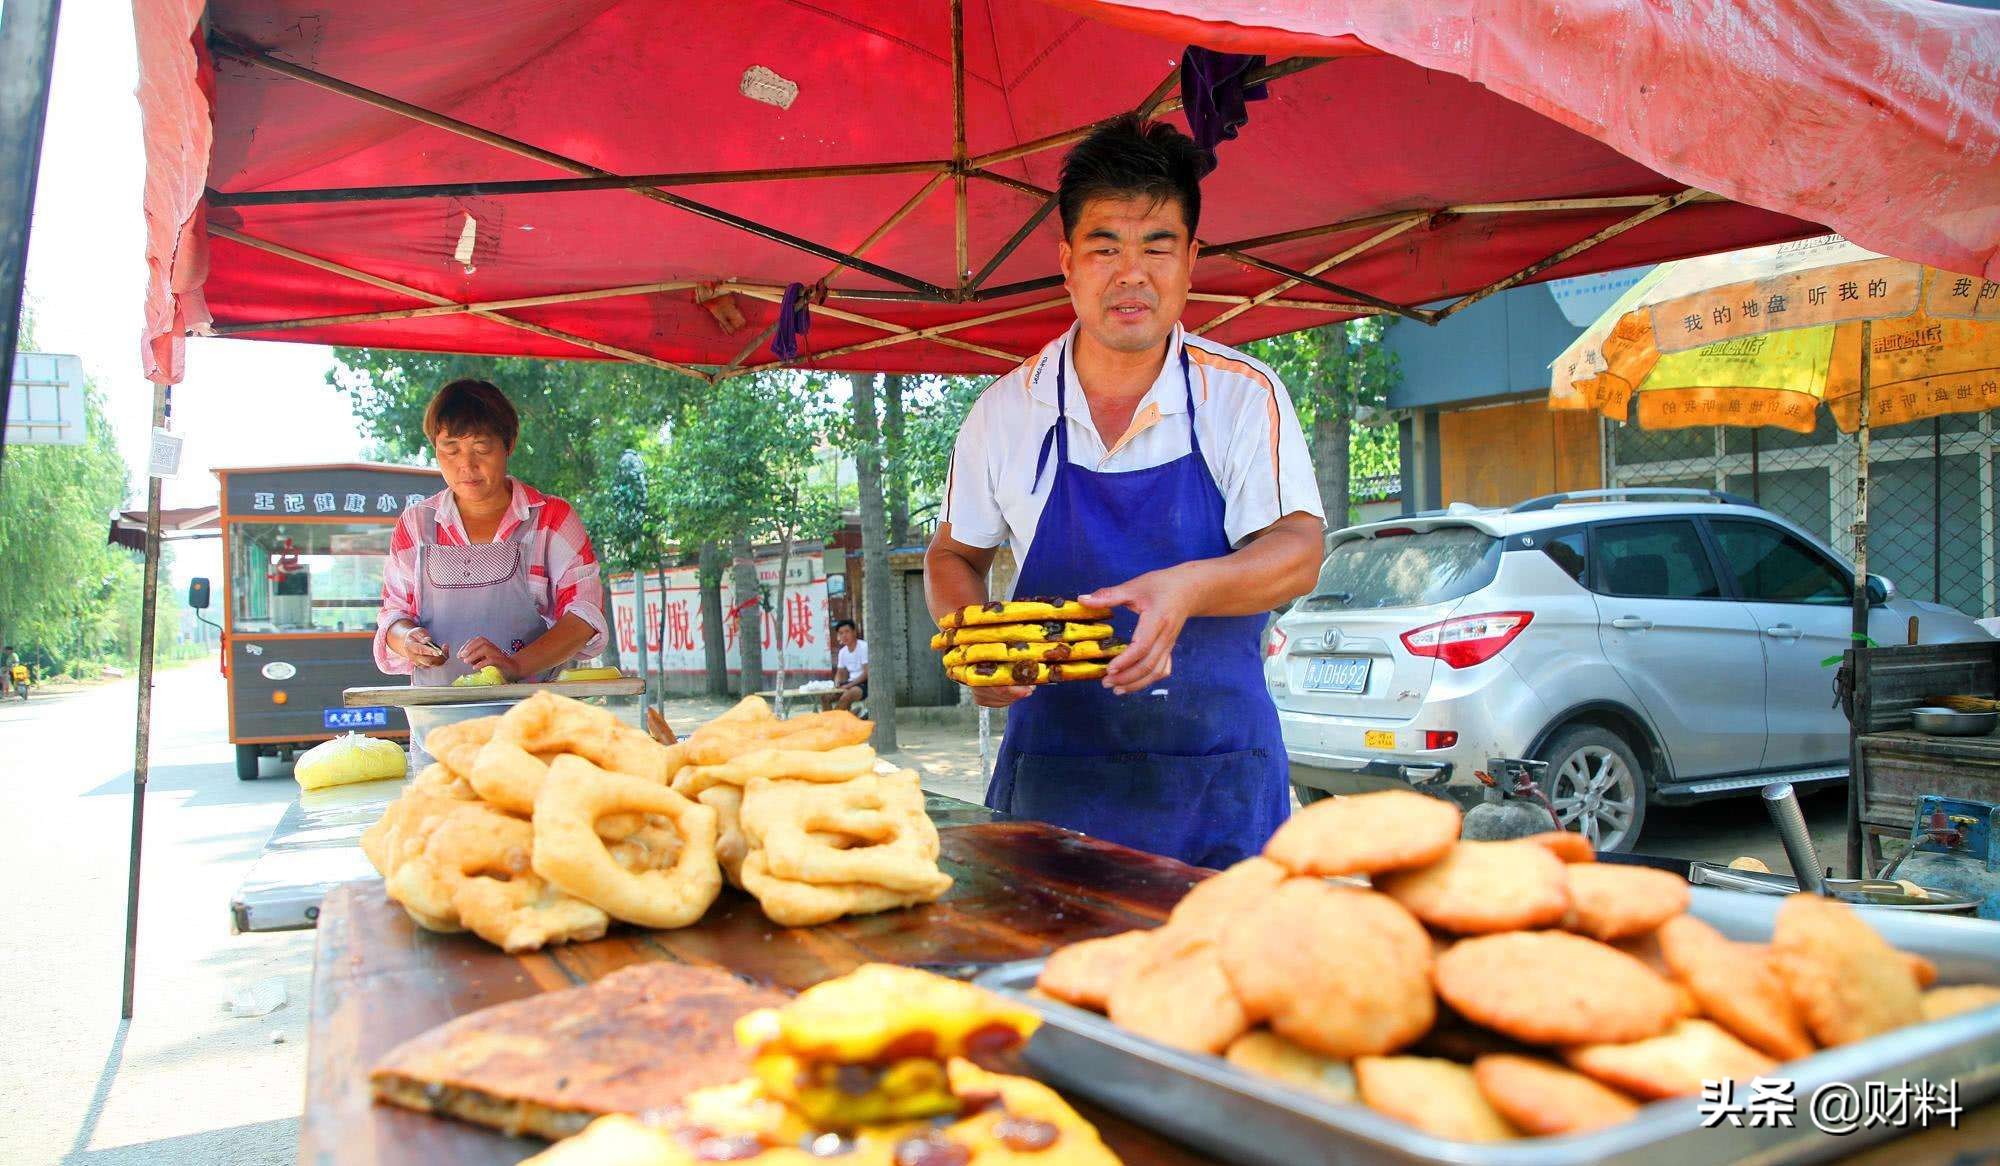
[1035,789,2000,1143]
[361,692,952,950]
[932,598,1127,688]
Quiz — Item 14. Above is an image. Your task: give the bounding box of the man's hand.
[457,636,519,681]
[971,684,1036,709]
[1082,564,1205,696]
[397,624,448,667]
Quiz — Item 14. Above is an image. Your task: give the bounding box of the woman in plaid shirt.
[374,379,606,685]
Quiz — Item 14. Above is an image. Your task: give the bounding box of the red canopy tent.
[135,0,1999,387]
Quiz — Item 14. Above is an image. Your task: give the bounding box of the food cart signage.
[224,469,444,518]
[324,706,390,730]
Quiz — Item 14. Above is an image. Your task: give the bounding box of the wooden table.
[301,807,1997,1166]
[302,816,1223,1166]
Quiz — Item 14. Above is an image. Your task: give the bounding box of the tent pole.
[950,0,968,296]
[122,377,168,1019]
[1847,320,1873,881]
[1200,216,1427,333]
[1431,189,1707,322]
[738,297,1069,373]
[204,159,949,207]
[211,279,706,335]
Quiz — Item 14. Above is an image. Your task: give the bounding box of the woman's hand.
[397,624,448,667]
[457,636,520,681]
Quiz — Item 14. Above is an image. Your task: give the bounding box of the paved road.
[0,663,310,1166]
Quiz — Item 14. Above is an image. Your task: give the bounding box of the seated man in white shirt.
[831,619,869,712]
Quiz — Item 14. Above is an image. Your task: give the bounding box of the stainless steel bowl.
[1910,705,1999,736]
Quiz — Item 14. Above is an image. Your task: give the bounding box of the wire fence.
[1606,412,1997,621]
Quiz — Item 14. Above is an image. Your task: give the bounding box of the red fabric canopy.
[135,0,1999,386]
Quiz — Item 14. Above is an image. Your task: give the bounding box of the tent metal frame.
[200,16,1718,384]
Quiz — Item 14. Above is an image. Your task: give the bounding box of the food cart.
[207,462,442,779]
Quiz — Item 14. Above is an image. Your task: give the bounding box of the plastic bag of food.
[295,733,407,790]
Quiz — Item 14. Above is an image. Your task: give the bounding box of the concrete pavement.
[0,662,311,1166]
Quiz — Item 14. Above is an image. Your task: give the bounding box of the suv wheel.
[1291,782,1334,806]
[1535,725,1648,852]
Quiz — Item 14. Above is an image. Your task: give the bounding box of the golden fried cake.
[942,640,1127,668]
[949,660,1111,687]
[939,598,1112,629]
[931,622,1115,649]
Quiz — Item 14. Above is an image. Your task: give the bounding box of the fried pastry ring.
[941,640,1127,668]
[698,783,750,887]
[948,660,1110,687]
[683,710,875,766]
[672,743,878,797]
[740,770,948,894]
[739,850,951,928]
[407,760,481,802]
[464,738,550,817]
[453,872,610,953]
[497,690,684,782]
[384,801,536,931]
[532,755,722,929]
[937,597,1111,629]
[424,715,501,778]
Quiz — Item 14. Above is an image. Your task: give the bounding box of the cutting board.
[342,678,643,707]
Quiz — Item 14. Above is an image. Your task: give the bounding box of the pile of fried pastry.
[1035,789,2000,1143]
[522,965,1122,1165]
[361,693,951,950]
[932,598,1127,688]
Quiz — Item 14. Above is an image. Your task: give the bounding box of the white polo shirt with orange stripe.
[943,323,1324,571]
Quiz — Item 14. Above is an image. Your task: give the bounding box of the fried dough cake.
[949,660,1111,687]
[938,598,1112,629]
[371,962,787,1140]
[941,640,1127,668]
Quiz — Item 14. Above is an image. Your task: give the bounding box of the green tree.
[329,350,698,557]
[1246,318,1400,532]
[0,378,139,670]
[655,375,842,702]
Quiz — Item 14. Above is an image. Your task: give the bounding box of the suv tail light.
[1265,626,1288,659]
[1401,612,1533,669]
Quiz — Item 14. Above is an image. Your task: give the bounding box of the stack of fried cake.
[1035,789,2000,1144]
[668,696,953,927]
[522,965,1122,1165]
[932,597,1127,688]
[361,692,952,949]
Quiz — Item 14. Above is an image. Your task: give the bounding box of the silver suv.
[1267,489,1990,851]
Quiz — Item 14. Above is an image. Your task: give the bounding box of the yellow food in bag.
[556,666,623,682]
[295,733,407,790]
[453,665,506,687]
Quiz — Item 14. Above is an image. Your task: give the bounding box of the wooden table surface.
[302,818,1224,1166]
[301,813,1997,1166]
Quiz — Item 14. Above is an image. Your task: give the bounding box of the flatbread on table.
[371,962,787,1140]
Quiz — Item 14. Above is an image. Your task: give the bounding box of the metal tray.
[976,888,2000,1165]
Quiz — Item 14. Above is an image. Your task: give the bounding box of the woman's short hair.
[423,378,519,449]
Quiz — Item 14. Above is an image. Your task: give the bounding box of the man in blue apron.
[923,115,1326,868]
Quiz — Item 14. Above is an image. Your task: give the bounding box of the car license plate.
[1303,655,1370,694]
[1364,729,1396,750]
[324,706,389,731]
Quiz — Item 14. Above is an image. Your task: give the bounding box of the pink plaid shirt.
[373,478,606,674]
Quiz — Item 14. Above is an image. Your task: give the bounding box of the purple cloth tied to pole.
[1179,47,1268,178]
[772,281,813,361]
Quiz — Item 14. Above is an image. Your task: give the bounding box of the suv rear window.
[1300,526,1500,610]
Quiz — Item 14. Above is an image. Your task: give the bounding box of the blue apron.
[986,339,1290,868]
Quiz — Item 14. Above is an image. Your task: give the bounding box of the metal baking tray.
[976,888,2000,1165]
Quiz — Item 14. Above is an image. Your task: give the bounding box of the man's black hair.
[1057,112,1204,240]
[833,620,858,634]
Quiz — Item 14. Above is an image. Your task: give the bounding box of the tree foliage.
[0,378,151,669]
[1246,319,1402,522]
[329,349,700,563]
